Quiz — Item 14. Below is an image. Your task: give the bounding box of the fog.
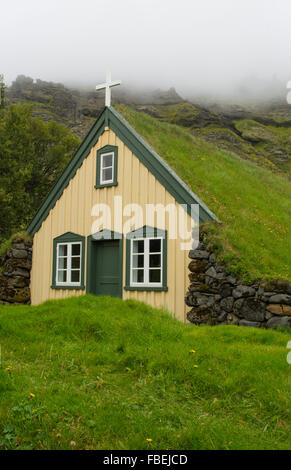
[2,0,291,101]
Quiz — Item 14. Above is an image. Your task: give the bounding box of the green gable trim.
[27,108,107,236]
[95,145,118,189]
[108,107,218,223]
[51,232,85,290]
[124,225,168,292]
[27,106,217,237]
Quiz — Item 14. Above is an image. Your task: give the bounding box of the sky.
[1,0,291,99]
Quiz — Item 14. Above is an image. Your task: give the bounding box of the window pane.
[57,270,67,282]
[149,269,161,283]
[150,254,161,268]
[71,256,80,269]
[72,244,80,256]
[58,257,67,269]
[132,269,144,283]
[102,153,113,168]
[58,244,67,256]
[71,270,80,283]
[132,240,144,253]
[150,239,161,253]
[102,167,113,182]
[132,254,144,268]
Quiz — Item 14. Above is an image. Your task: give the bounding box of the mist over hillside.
[4,74,291,175]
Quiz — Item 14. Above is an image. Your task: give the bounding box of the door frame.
[86,229,123,298]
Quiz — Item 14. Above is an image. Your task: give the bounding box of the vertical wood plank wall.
[30,128,192,321]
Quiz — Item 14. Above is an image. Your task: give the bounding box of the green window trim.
[124,286,168,292]
[95,144,118,189]
[124,226,168,292]
[51,232,85,290]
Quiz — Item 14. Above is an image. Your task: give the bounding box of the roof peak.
[27,106,217,236]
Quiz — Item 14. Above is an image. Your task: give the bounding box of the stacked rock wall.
[185,240,291,328]
[0,238,32,304]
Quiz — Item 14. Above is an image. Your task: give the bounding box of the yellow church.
[27,75,216,322]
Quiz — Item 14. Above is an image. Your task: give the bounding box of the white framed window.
[130,237,163,287]
[100,152,114,184]
[56,242,82,286]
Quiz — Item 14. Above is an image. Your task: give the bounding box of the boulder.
[268,294,291,305]
[239,319,261,328]
[267,304,291,316]
[233,298,244,315]
[205,267,217,278]
[220,296,234,313]
[257,287,264,297]
[12,243,26,250]
[189,250,209,260]
[189,272,206,283]
[10,268,30,278]
[283,305,291,316]
[4,258,32,271]
[234,298,265,321]
[233,285,256,299]
[197,242,206,250]
[194,293,216,308]
[266,304,283,315]
[188,283,218,294]
[265,310,273,320]
[185,293,194,307]
[226,275,236,285]
[187,309,211,325]
[188,259,207,273]
[218,311,228,322]
[220,283,233,298]
[216,273,226,280]
[7,276,28,288]
[266,316,291,328]
[260,280,291,294]
[11,249,27,259]
[209,253,216,264]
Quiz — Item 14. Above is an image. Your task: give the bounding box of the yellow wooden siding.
[30,128,192,321]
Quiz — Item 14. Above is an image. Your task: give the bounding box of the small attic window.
[100,152,114,184]
[95,145,118,188]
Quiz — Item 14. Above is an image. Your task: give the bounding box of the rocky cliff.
[6,75,291,176]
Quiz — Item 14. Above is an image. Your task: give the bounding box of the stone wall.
[0,237,32,304]
[185,239,291,329]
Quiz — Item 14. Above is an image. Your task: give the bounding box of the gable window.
[51,232,85,290]
[100,152,114,184]
[95,145,118,188]
[125,226,168,291]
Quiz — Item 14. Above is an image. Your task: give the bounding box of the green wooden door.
[88,240,122,298]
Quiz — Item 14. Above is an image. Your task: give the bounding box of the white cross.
[96,71,121,107]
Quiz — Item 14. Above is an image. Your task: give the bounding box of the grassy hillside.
[117,105,291,281]
[134,102,291,174]
[0,295,290,450]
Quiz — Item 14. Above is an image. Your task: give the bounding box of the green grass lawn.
[0,295,290,450]
[117,106,291,281]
